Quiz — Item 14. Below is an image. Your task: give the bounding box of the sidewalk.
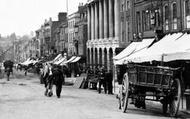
[65,76,120,93]
[64,77,76,85]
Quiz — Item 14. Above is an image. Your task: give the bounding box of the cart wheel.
[169,78,181,117]
[120,73,129,113]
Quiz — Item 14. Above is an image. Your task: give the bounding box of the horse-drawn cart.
[118,64,182,117]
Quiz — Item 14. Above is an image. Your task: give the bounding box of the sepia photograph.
[0,0,190,119]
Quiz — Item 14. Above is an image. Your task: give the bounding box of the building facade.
[132,0,188,40]
[36,12,67,57]
[68,12,80,56]
[120,0,133,46]
[28,37,40,58]
[35,28,44,57]
[133,0,164,40]
[86,0,120,71]
[55,21,68,54]
[75,3,88,57]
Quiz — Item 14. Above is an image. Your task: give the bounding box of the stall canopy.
[70,56,81,63]
[163,33,190,62]
[21,58,38,66]
[63,56,76,64]
[53,54,62,63]
[122,32,190,63]
[54,57,66,65]
[114,38,155,65]
[113,42,140,60]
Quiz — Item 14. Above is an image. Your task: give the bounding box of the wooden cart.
[118,64,182,117]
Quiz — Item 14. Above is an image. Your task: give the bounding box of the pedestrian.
[105,70,113,94]
[98,66,107,94]
[52,65,64,98]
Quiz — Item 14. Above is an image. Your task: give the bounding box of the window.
[121,0,126,12]
[145,10,150,31]
[121,21,125,42]
[126,21,130,42]
[164,5,169,31]
[155,9,160,27]
[185,0,190,16]
[172,3,177,30]
[126,1,130,10]
[136,11,141,33]
[185,0,190,28]
[121,0,124,11]
[142,11,145,31]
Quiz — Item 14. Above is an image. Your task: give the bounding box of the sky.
[0,0,87,37]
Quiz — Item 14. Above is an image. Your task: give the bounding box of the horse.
[41,63,65,98]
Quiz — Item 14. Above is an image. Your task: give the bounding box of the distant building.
[75,3,88,57]
[54,14,68,55]
[68,12,80,56]
[55,21,68,54]
[28,37,40,58]
[36,12,67,57]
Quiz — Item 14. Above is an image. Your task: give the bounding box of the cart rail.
[127,65,179,88]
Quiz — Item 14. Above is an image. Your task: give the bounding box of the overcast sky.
[0,0,87,37]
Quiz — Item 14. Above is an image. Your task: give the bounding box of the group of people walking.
[41,63,65,98]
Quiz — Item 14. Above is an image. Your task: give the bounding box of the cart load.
[118,64,181,117]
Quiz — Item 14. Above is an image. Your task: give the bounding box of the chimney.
[78,3,84,11]
[58,12,67,21]
[49,17,52,22]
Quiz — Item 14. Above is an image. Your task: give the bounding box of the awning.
[53,54,62,63]
[63,56,77,64]
[163,51,190,62]
[54,57,66,65]
[123,33,185,63]
[21,58,38,66]
[114,38,155,65]
[71,57,81,63]
[113,42,140,60]
[163,33,190,62]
